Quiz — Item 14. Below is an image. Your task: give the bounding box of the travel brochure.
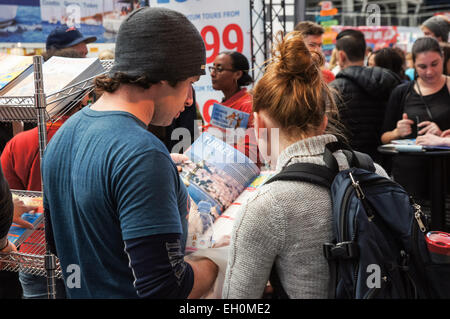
[180,132,272,253]
[381,139,450,152]
[210,103,250,129]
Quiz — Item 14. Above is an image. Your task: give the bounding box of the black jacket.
[330,66,402,163]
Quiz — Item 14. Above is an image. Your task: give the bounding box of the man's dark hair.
[373,47,405,79]
[94,73,184,94]
[294,21,325,36]
[336,29,366,62]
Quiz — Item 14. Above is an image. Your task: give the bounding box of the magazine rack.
[0,56,113,299]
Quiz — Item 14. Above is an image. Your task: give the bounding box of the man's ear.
[338,50,347,67]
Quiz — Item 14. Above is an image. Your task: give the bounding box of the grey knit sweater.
[222,134,388,299]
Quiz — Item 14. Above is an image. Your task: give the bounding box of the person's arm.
[116,150,219,298]
[124,233,218,299]
[381,85,411,144]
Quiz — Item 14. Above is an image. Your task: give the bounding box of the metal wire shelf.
[0,59,113,123]
[0,58,115,293]
[0,190,63,278]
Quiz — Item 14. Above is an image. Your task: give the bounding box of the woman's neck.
[417,74,446,91]
[222,86,241,102]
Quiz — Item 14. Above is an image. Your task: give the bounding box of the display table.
[378,146,450,231]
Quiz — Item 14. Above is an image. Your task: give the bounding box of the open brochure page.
[180,132,260,215]
[210,103,250,129]
[180,132,261,253]
[209,170,275,243]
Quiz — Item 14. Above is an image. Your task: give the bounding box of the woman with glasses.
[208,52,259,163]
[209,51,254,127]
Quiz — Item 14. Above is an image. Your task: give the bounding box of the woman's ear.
[253,111,269,139]
[234,70,243,83]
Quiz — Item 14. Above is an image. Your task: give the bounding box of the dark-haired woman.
[369,47,409,83]
[207,51,258,162]
[222,32,388,298]
[381,37,450,206]
[209,51,254,127]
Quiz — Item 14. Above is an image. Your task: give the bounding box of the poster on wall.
[0,0,144,44]
[149,0,252,124]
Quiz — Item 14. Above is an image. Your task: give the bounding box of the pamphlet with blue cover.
[7,192,44,248]
[210,103,250,129]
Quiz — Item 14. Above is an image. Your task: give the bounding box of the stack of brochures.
[380,139,450,152]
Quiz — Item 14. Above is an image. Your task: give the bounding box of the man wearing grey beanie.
[41,7,219,299]
[421,15,450,43]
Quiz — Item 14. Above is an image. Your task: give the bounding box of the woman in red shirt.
[209,51,254,127]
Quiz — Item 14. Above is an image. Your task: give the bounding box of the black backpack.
[265,141,450,299]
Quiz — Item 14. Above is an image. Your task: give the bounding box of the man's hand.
[13,198,38,229]
[170,153,189,173]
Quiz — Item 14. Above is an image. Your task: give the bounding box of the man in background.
[44,25,97,59]
[294,21,335,83]
[330,29,401,164]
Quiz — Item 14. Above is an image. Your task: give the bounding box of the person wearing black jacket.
[330,30,402,164]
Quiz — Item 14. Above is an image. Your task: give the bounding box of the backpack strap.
[323,141,376,173]
[265,162,335,188]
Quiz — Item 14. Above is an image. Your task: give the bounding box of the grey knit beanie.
[422,16,449,43]
[110,7,206,81]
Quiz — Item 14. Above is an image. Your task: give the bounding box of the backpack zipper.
[409,199,431,298]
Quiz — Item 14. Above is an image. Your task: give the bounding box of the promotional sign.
[317,1,339,62]
[149,0,251,124]
[0,0,141,43]
[332,26,399,51]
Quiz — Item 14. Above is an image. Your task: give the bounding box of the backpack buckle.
[323,241,359,260]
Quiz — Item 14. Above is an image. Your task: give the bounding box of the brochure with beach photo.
[180,132,273,252]
[210,103,250,129]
